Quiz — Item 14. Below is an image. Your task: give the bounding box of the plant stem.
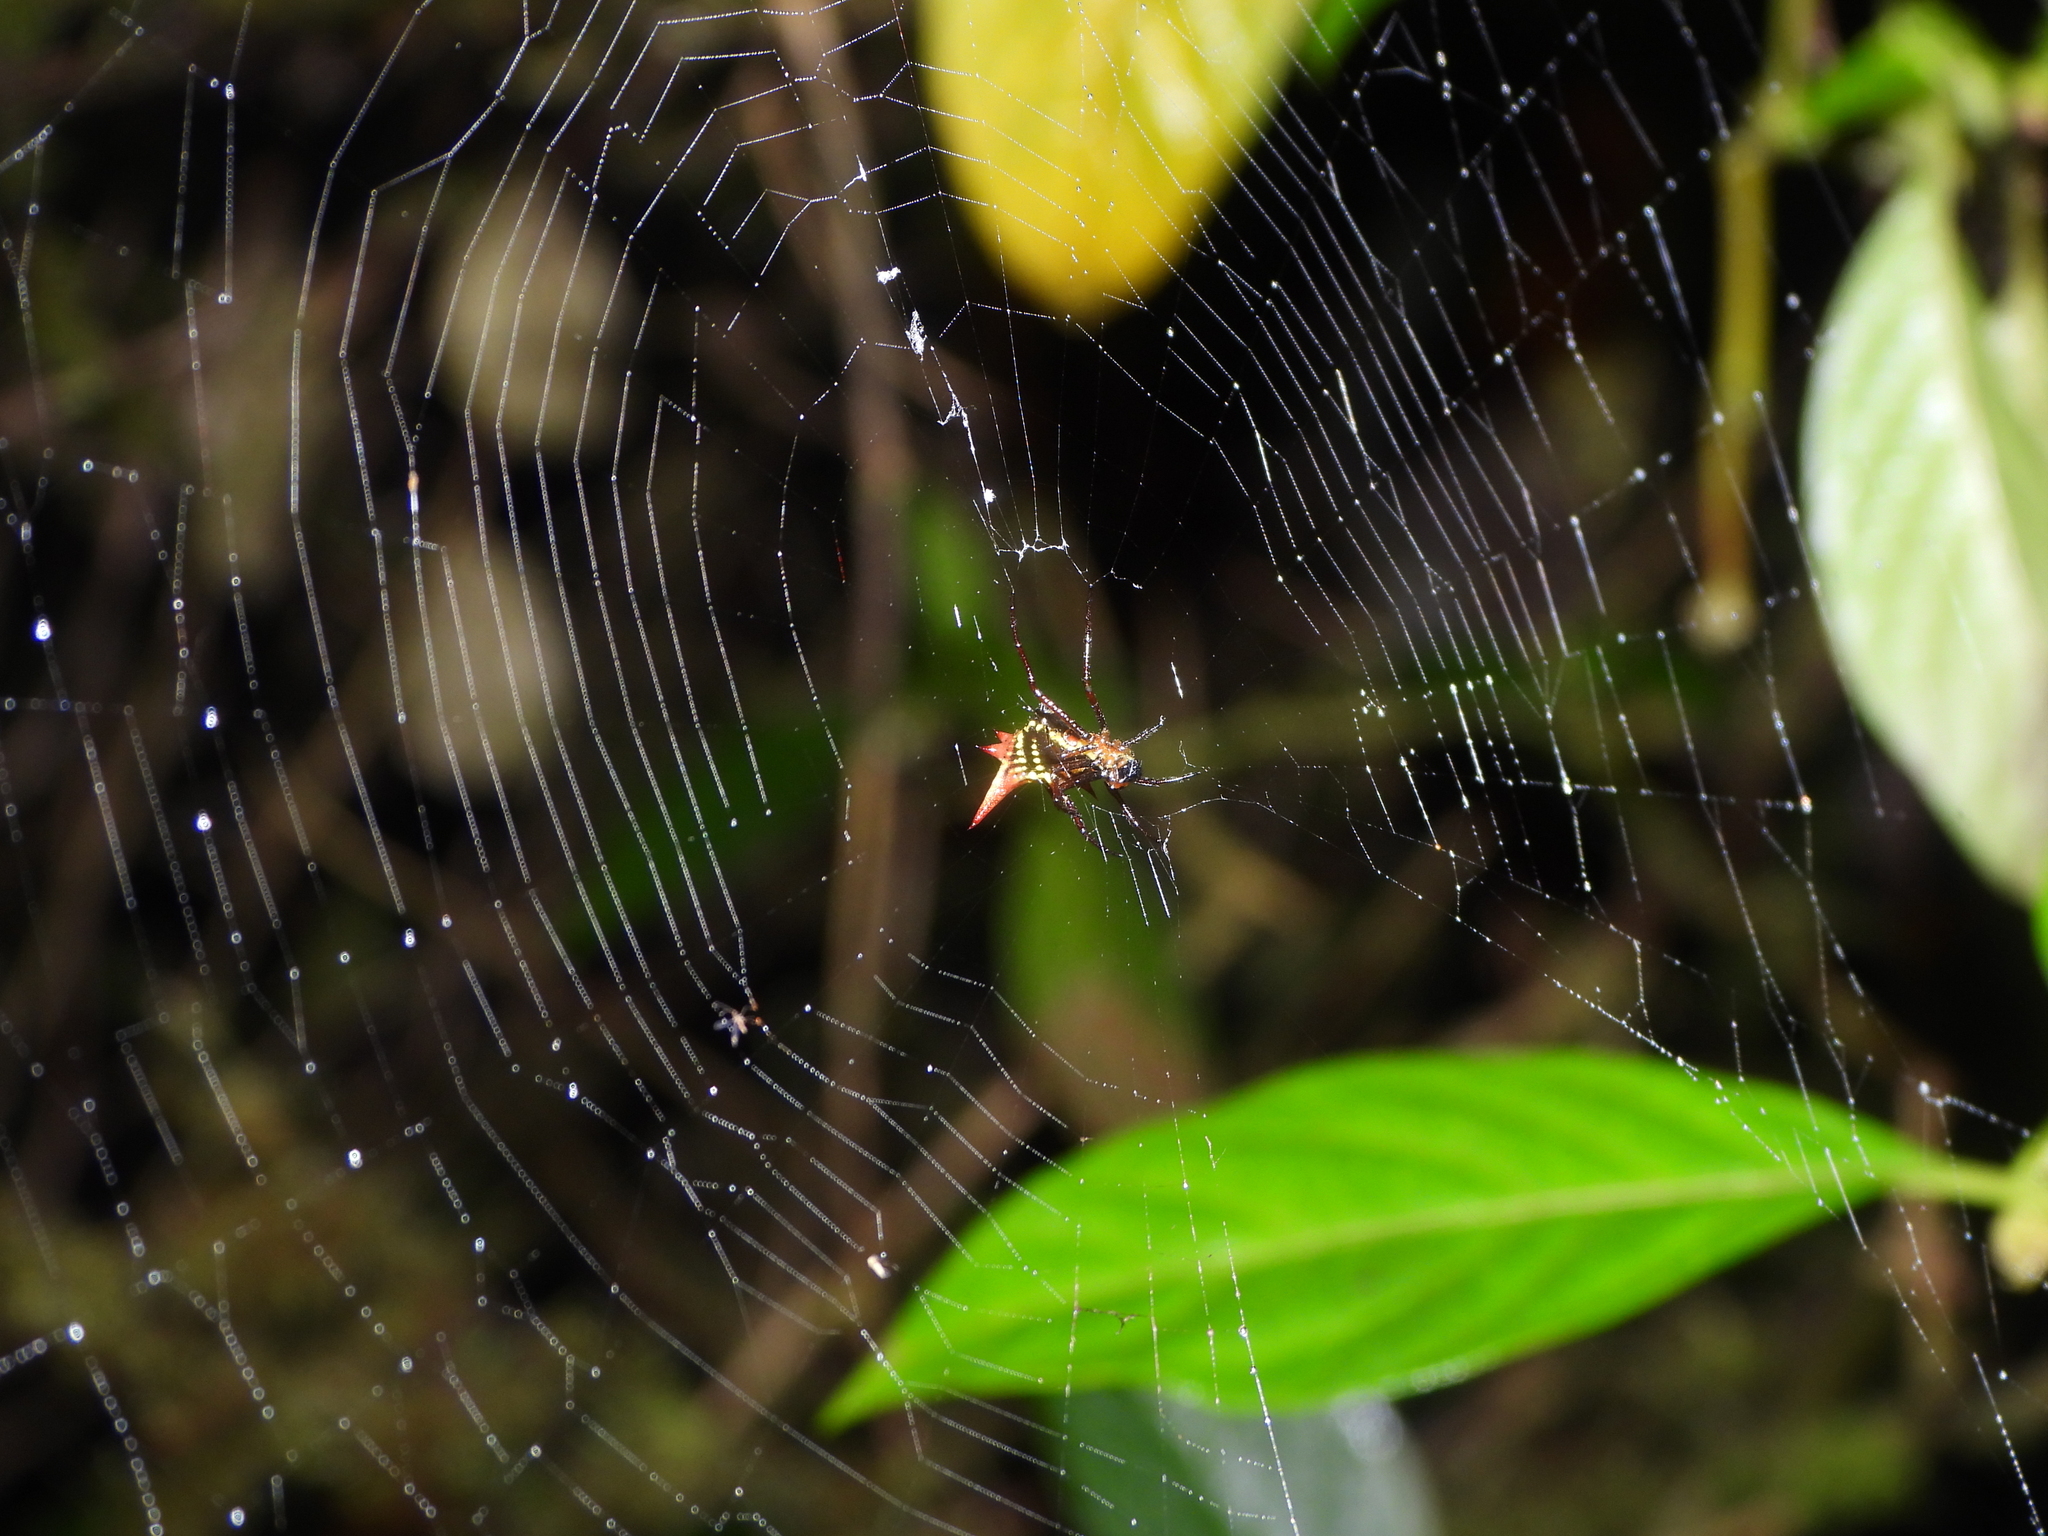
[1688,129,1769,652]
[1886,1154,2014,1209]
[1687,0,1824,652]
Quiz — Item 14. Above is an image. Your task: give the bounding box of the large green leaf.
[824,1050,1981,1427]
[1803,172,2048,900]
[920,0,1391,322]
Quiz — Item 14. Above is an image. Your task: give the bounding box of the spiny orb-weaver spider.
[971,612,1186,847]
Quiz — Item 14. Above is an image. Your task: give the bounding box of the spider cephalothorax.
[969,612,1182,846]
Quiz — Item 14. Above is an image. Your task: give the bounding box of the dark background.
[2,0,2047,1531]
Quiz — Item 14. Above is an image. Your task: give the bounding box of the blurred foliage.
[995,815,1202,1135]
[1804,165,2048,902]
[0,2,2047,1536]
[1792,3,2048,904]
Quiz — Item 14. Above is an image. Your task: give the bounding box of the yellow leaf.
[924,0,1318,321]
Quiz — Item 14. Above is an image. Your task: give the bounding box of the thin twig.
[766,5,919,1192]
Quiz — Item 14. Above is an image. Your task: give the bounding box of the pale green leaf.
[823,1050,1955,1428]
[1803,174,2048,899]
[1053,1390,1437,1536]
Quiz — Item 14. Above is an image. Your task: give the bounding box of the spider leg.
[1049,786,1105,850]
[1107,784,1146,830]
[1126,716,1166,746]
[1081,597,1108,730]
[1008,605,1042,695]
[1010,606,1085,735]
[1106,785,1172,853]
[1032,701,1088,740]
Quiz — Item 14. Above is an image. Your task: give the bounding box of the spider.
[970,611,1184,847]
[712,999,763,1044]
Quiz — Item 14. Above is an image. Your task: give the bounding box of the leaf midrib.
[1023,1163,1881,1309]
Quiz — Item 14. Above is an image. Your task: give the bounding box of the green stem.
[1687,129,1770,653]
[1886,1153,2015,1209]
[1686,0,1825,653]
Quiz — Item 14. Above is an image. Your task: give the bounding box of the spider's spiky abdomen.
[970,713,1146,831]
[1007,718,1065,784]
[970,718,1068,828]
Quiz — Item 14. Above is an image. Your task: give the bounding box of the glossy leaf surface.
[825,1050,1927,1426]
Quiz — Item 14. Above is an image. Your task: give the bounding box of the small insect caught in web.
[970,608,1190,848]
[712,999,764,1044]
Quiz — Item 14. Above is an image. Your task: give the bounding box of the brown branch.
[765,7,920,1181]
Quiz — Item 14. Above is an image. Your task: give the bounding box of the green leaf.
[2036,869,2048,983]
[907,489,1005,712]
[1803,173,2048,901]
[999,814,1192,1045]
[1978,170,2048,553]
[823,1050,1954,1428]
[920,0,1395,322]
[1300,0,1382,80]
[909,490,999,658]
[1795,3,2010,148]
[994,796,1205,1135]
